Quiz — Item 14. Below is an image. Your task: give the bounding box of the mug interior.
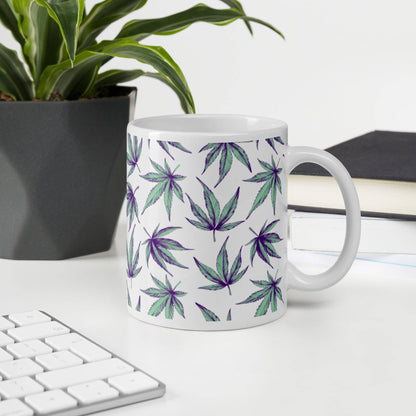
[128,114,287,142]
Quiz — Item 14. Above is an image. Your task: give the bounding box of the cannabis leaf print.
[246,220,282,266]
[186,178,244,241]
[237,270,283,317]
[199,142,252,187]
[194,236,248,295]
[255,136,284,153]
[126,226,142,288]
[157,140,192,159]
[244,156,282,218]
[195,303,220,322]
[126,182,139,230]
[127,134,143,176]
[142,275,186,319]
[143,224,191,276]
[140,159,185,220]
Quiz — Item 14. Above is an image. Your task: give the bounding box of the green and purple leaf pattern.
[244,156,282,218]
[157,140,192,159]
[143,224,191,276]
[237,270,284,317]
[194,236,248,295]
[140,159,185,220]
[126,182,139,230]
[199,142,252,187]
[246,220,282,266]
[127,136,287,326]
[186,178,244,241]
[142,275,186,319]
[127,134,143,176]
[126,226,142,288]
[255,136,284,153]
[195,303,220,322]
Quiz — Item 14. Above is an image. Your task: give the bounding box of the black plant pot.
[0,87,136,260]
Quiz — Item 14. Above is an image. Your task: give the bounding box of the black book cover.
[289,130,416,220]
[291,130,416,182]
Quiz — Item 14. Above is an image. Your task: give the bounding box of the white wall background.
[1,0,416,148]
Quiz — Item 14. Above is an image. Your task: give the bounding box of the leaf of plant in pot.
[0,0,283,260]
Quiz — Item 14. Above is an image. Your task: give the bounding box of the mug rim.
[128,114,287,143]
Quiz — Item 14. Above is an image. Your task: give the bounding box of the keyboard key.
[8,312,51,327]
[36,358,134,389]
[0,376,44,399]
[0,318,14,332]
[0,348,13,363]
[7,340,52,359]
[8,322,69,342]
[35,351,83,371]
[0,311,164,415]
[25,390,77,415]
[67,380,119,405]
[0,359,44,379]
[0,399,33,416]
[109,372,159,395]
[0,333,14,348]
[70,340,111,362]
[45,333,86,351]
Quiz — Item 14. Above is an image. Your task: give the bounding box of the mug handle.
[287,146,361,290]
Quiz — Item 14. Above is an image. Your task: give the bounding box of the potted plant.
[0,0,283,260]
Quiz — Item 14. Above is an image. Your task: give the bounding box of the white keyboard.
[0,311,165,415]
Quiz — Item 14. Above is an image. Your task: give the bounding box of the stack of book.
[288,130,416,254]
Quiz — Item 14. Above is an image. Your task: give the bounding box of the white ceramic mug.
[126,115,360,330]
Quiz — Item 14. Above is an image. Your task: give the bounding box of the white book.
[289,211,416,254]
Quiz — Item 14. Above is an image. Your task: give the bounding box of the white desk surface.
[0,220,415,416]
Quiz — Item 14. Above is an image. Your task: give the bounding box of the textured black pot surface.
[0,87,136,260]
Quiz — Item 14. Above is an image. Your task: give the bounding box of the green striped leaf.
[237,270,284,318]
[199,142,252,187]
[246,179,272,219]
[186,179,243,241]
[193,258,221,284]
[0,43,33,100]
[12,0,64,82]
[244,156,282,218]
[195,303,220,322]
[140,159,185,220]
[195,236,247,295]
[219,0,252,33]
[95,69,145,88]
[0,0,25,45]
[143,225,191,276]
[197,178,220,226]
[148,296,169,317]
[246,220,282,267]
[35,0,84,63]
[217,144,232,187]
[142,275,186,319]
[36,39,194,111]
[117,4,283,42]
[78,0,148,50]
[218,187,240,226]
[216,237,229,278]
